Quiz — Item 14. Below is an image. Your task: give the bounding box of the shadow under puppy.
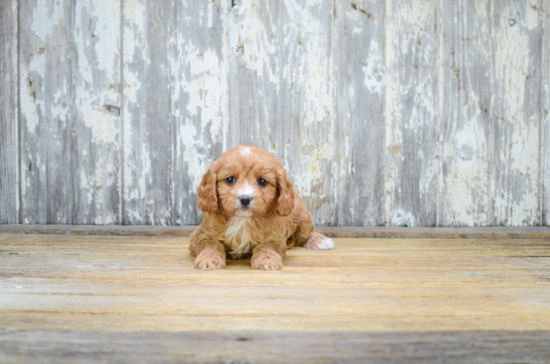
[189,145,334,271]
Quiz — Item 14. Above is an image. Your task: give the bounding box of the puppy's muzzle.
[239,195,252,207]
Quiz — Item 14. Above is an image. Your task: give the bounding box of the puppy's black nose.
[239,196,252,207]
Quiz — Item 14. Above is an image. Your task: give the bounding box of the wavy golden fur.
[189,145,334,271]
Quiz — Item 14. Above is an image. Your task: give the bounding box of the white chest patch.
[224,217,255,255]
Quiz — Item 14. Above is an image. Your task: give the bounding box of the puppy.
[189,145,334,271]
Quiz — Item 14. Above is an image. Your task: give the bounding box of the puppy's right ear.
[197,161,220,214]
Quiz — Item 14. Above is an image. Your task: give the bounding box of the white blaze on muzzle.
[237,182,254,208]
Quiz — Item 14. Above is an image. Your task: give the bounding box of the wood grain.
[171,0,225,225]
[0,0,19,224]
[19,0,72,224]
[1,225,550,239]
[226,0,334,225]
[0,234,549,362]
[333,0,385,226]
[439,1,493,227]
[492,0,543,226]
[384,0,439,227]
[122,0,224,226]
[19,0,121,224]
[543,3,550,226]
[71,0,122,224]
[2,0,550,227]
[1,330,549,364]
[122,0,173,225]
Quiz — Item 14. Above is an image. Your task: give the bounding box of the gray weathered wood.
[333,0,385,226]
[1,234,550,362]
[439,1,493,226]
[1,224,550,239]
[122,0,224,226]
[71,0,122,224]
[19,0,121,224]
[122,0,173,225]
[19,0,74,224]
[543,3,549,226]
[384,0,439,227]
[171,0,225,225]
[2,330,549,363]
[2,0,550,227]
[0,0,19,224]
[492,0,543,226]
[226,0,334,225]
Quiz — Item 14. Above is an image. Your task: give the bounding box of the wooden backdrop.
[1,0,549,227]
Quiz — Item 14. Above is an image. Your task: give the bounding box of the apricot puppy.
[189,145,334,271]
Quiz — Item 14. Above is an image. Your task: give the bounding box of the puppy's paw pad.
[194,251,226,270]
[305,233,335,250]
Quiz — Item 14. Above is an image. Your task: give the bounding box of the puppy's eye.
[225,176,236,185]
[257,178,267,187]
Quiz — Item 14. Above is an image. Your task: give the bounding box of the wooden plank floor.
[1,234,549,363]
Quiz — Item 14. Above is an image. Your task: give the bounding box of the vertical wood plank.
[20,0,74,223]
[492,0,543,226]
[0,0,19,224]
[542,3,549,225]
[172,0,225,225]
[72,0,122,224]
[123,0,224,225]
[226,0,334,225]
[439,1,493,226]
[122,0,174,225]
[19,0,121,224]
[333,0,385,226]
[384,0,439,227]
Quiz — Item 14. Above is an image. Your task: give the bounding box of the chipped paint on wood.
[19,0,121,225]
[384,0,439,227]
[226,0,333,225]
[543,2,550,225]
[334,0,385,226]
[72,0,122,224]
[439,1,493,226]
[122,0,173,225]
[0,0,19,224]
[492,0,543,226]
[2,0,550,227]
[172,0,225,225]
[20,0,71,224]
[122,0,224,226]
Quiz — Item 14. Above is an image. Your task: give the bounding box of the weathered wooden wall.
[1,0,549,227]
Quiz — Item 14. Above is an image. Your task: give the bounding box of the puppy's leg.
[304,231,335,250]
[251,243,284,271]
[293,213,335,250]
[189,239,226,270]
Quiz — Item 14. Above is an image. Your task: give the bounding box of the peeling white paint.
[10,0,547,227]
[31,0,64,41]
[177,123,207,193]
[362,40,384,94]
[492,2,541,226]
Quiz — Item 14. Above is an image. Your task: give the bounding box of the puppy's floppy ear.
[197,161,220,214]
[276,165,295,216]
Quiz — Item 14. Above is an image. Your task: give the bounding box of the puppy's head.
[197,146,295,218]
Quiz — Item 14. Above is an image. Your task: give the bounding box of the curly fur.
[190,145,334,271]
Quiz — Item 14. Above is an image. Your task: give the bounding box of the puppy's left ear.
[276,165,295,217]
[197,161,220,214]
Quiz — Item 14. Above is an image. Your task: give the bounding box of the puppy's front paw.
[194,249,226,270]
[304,232,335,250]
[251,251,283,271]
